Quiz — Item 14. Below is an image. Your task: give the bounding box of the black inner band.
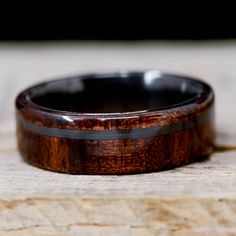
[17,107,212,140]
[30,72,207,113]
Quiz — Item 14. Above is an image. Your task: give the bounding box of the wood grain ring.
[15,71,215,174]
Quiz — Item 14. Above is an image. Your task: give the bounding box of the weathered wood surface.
[1,41,236,235]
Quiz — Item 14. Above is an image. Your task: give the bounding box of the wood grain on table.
[1,41,236,235]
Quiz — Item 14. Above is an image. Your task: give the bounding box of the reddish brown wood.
[15,71,215,174]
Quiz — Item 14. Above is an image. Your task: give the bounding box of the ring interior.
[29,72,207,113]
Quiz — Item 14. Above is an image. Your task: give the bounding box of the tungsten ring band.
[16,71,215,174]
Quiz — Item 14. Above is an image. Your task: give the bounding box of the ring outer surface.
[15,72,215,174]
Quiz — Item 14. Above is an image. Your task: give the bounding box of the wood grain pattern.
[15,73,215,174]
[1,197,236,236]
[1,41,236,235]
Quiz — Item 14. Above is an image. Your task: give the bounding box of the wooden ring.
[16,71,215,174]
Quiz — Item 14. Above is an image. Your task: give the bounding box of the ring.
[15,71,215,174]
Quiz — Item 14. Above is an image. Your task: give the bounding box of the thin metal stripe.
[17,110,212,140]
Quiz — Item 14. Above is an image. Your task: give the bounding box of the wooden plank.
[1,198,236,235]
[1,41,236,235]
